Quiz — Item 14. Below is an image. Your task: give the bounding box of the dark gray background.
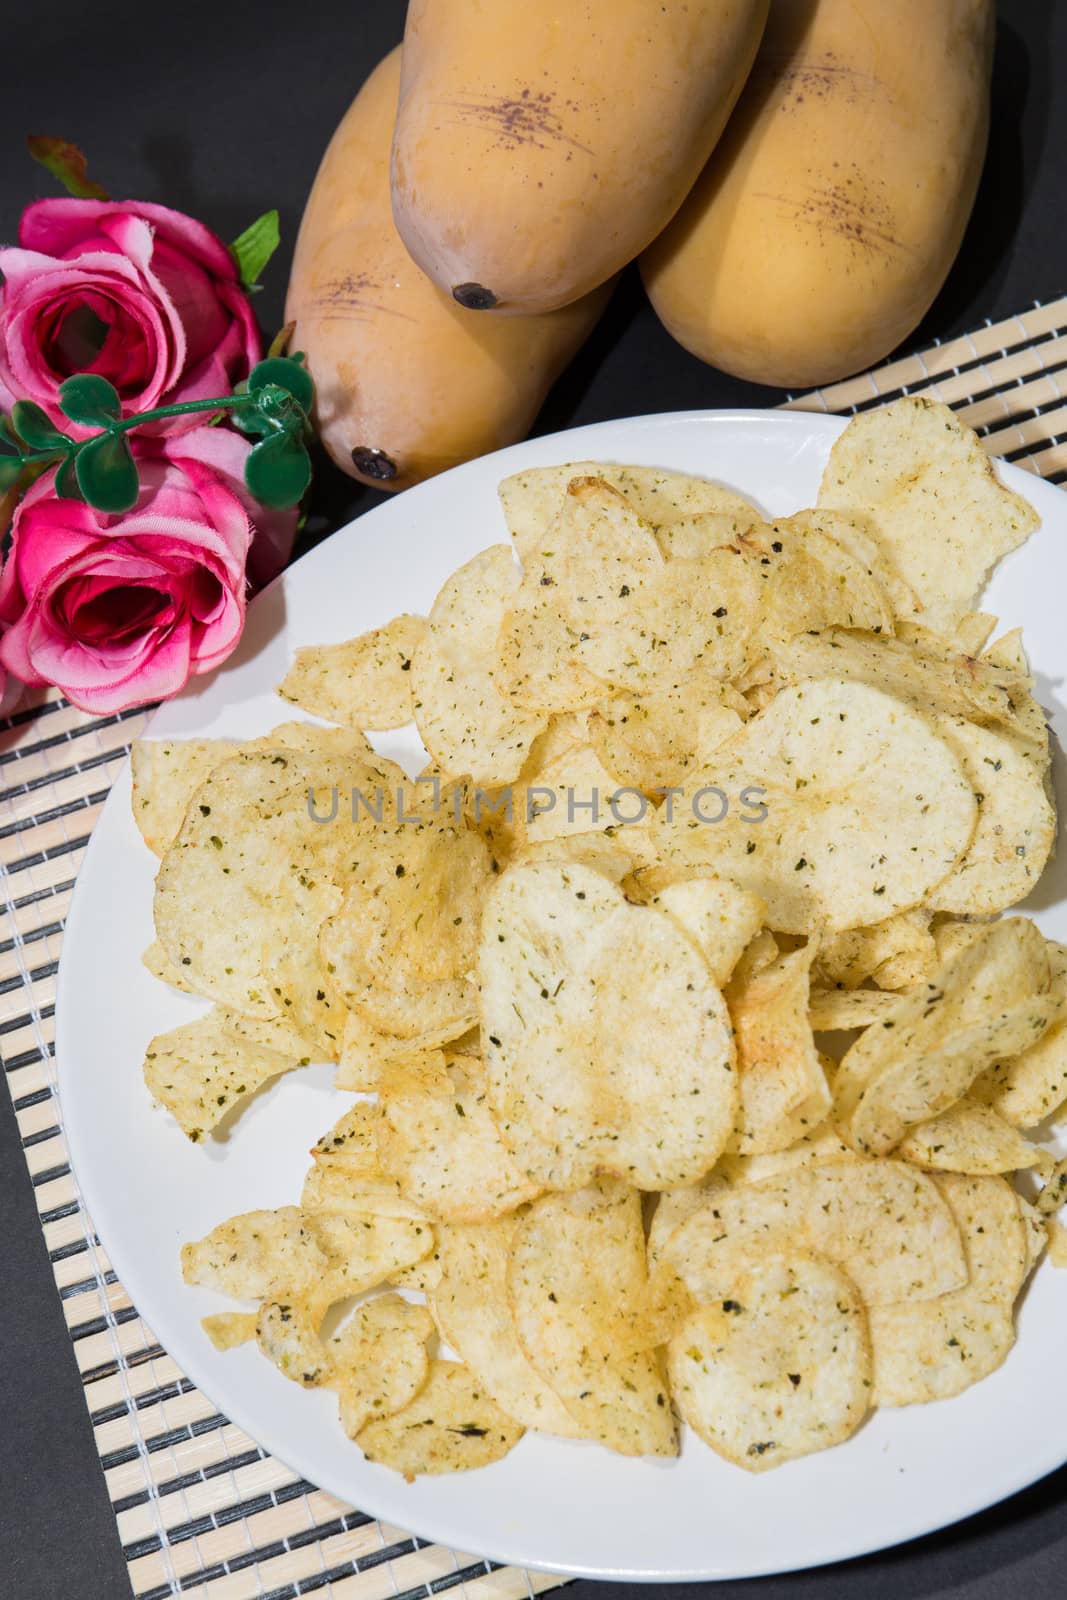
[1,2,1065,1596]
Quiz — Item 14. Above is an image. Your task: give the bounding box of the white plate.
[56,411,1067,1582]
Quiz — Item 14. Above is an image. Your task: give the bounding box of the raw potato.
[668,1253,871,1471]
[835,919,1056,1155]
[869,1175,1025,1406]
[661,1157,967,1306]
[819,399,1038,631]
[356,1360,524,1477]
[391,0,769,313]
[330,1295,434,1438]
[413,544,547,785]
[508,1180,677,1455]
[657,678,976,934]
[480,862,737,1190]
[641,3,993,387]
[286,48,610,490]
[430,1218,582,1436]
[278,615,427,730]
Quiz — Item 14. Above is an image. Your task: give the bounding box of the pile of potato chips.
[134,397,1067,1479]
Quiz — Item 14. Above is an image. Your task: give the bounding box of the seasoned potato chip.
[925,717,1054,915]
[143,1009,299,1140]
[1047,1219,1067,1268]
[898,1099,1048,1175]
[817,912,936,993]
[257,1296,332,1388]
[668,1253,870,1472]
[646,875,765,987]
[727,946,831,1154]
[357,1360,524,1477]
[508,1180,677,1455]
[132,737,236,856]
[335,1007,478,1093]
[480,862,737,1189]
[657,678,976,934]
[818,397,1038,630]
[320,806,490,1043]
[869,1174,1026,1406]
[809,988,904,1031]
[430,1219,581,1436]
[181,1206,430,1309]
[1036,1154,1067,1217]
[835,919,1056,1155]
[142,938,197,993]
[661,1157,967,1306]
[953,611,999,656]
[974,942,1067,1127]
[587,686,744,792]
[498,462,760,564]
[302,1102,429,1221]
[278,614,427,731]
[750,513,895,641]
[376,1052,542,1222]
[413,544,547,785]
[154,747,377,1020]
[202,1311,257,1351]
[330,1295,434,1438]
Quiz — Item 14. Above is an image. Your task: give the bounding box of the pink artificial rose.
[0,198,261,432]
[0,427,297,714]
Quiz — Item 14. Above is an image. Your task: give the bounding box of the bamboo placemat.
[1,292,1066,1599]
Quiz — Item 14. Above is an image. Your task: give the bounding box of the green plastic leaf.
[11,400,68,453]
[27,135,109,199]
[247,355,314,413]
[75,431,139,513]
[0,457,23,493]
[55,455,83,501]
[58,374,122,428]
[230,209,280,289]
[244,430,311,510]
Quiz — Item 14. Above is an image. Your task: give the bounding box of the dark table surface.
[1,2,1066,1597]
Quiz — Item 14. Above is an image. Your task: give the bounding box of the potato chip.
[835,919,1056,1155]
[817,912,936,993]
[925,717,1054,915]
[330,1295,434,1438]
[498,462,761,564]
[657,678,976,934]
[302,1102,429,1222]
[1019,1193,1048,1276]
[429,1219,582,1436]
[508,1180,677,1455]
[142,938,197,993]
[278,614,427,731]
[726,945,831,1154]
[1036,1154,1067,1217]
[898,1098,1047,1175]
[356,1360,524,1478]
[645,875,765,987]
[335,1007,478,1093]
[661,1157,967,1305]
[953,611,999,656]
[480,862,737,1190]
[257,1296,332,1388]
[668,1253,870,1471]
[131,736,236,856]
[587,686,744,792]
[181,1206,430,1309]
[202,1311,257,1351]
[376,1052,543,1222]
[320,805,490,1043]
[512,831,639,885]
[1047,1219,1067,1268]
[868,1174,1026,1406]
[143,1009,299,1141]
[750,513,895,641]
[413,544,547,785]
[647,1178,728,1269]
[974,942,1067,1127]
[809,987,904,1031]
[653,508,762,560]
[154,747,375,1020]
[818,397,1039,629]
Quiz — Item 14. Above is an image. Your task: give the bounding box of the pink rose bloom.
[0,428,297,714]
[0,198,261,432]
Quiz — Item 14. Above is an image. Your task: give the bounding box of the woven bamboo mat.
[1,292,1066,1599]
